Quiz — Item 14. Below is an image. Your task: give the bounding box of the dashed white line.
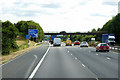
[75,57,77,60]
[106,57,111,60]
[82,64,85,67]
[96,54,98,55]
[29,46,50,78]
[71,54,72,55]
[68,51,69,53]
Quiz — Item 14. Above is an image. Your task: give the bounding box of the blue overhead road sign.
[28,29,38,37]
[51,35,57,41]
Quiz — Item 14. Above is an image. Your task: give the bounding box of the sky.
[0,0,119,32]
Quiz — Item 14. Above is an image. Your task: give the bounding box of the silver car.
[80,41,89,47]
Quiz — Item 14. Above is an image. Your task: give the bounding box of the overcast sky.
[0,0,119,32]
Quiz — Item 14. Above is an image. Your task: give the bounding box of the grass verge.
[0,43,43,65]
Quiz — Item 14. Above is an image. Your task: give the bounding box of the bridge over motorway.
[44,31,107,40]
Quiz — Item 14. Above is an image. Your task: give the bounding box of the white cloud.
[0,0,119,32]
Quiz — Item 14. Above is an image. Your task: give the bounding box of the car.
[80,41,88,47]
[66,38,72,46]
[96,43,110,52]
[53,38,61,46]
[74,41,80,45]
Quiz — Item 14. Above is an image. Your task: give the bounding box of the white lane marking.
[75,57,77,60]
[71,54,72,55]
[25,55,37,78]
[99,53,108,54]
[34,55,37,59]
[82,64,85,67]
[96,54,98,55]
[68,51,69,53]
[96,78,99,80]
[29,46,50,78]
[106,57,111,60]
[0,44,44,67]
[112,52,118,54]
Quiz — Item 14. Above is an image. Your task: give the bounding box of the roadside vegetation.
[56,13,120,46]
[1,13,120,55]
[1,20,44,55]
[92,13,120,45]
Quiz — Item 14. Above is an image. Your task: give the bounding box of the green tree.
[101,13,120,44]
[2,21,19,54]
[15,20,44,42]
[97,28,101,31]
[91,28,96,32]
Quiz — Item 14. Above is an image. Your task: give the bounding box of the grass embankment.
[0,35,42,64]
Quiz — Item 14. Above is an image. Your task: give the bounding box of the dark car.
[74,41,80,45]
[96,43,110,52]
[50,40,53,44]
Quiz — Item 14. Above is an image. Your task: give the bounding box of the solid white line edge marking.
[29,46,50,78]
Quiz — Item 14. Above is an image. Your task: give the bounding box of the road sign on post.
[28,29,38,38]
[26,35,30,39]
[26,35,31,47]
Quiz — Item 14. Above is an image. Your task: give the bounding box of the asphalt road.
[1,42,119,79]
[2,43,49,78]
[65,46,118,78]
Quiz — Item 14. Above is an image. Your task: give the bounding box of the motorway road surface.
[1,42,119,79]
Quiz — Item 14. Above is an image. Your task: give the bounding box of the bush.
[2,21,19,55]
[15,20,44,42]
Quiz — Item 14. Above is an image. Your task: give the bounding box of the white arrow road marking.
[29,46,50,79]
[82,64,86,67]
[25,55,37,78]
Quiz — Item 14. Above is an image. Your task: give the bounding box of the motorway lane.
[2,43,49,78]
[66,46,118,78]
[34,46,97,78]
[1,42,119,79]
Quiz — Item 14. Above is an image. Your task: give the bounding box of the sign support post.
[26,35,31,47]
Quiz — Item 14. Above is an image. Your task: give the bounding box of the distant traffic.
[47,33,116,53]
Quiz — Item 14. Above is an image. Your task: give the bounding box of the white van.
[53,38,61,46]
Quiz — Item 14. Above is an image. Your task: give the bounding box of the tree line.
[57,13,120,45]
[91,13,120,45]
